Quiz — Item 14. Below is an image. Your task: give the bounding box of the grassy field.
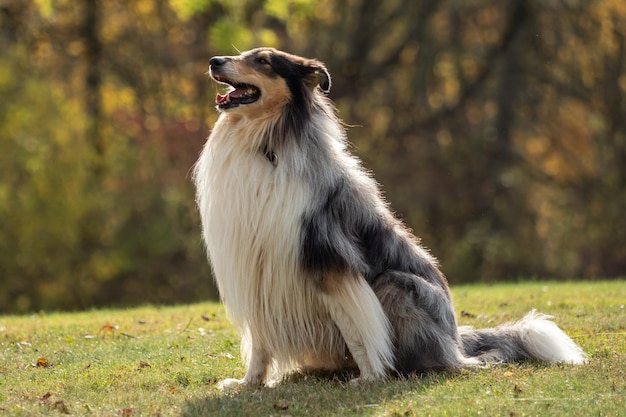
[1,280,624,416]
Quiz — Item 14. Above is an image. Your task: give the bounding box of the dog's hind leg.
[372,271,470,374]
[321,274,395,382]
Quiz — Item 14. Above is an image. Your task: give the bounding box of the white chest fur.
[193,117,345,370]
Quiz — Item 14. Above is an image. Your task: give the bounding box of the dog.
[192,48,587,388]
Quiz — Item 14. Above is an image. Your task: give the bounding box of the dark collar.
[262,145,278,167]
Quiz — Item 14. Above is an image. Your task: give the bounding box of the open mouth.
[213,75,260,109]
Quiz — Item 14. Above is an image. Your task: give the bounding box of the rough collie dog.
[193,48,587,388]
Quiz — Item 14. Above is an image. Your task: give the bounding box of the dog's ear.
[303,60,331,94]
[271,52,332,94]
[315,64,331,94]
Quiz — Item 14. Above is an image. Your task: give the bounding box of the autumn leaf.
[273,401,289,411]
[40,393,70,414]
[122,408,133,416]
[460,310,476,318]
[138,360,151,369]
[36,357,50,368]
[53,400,70,414]
[101,324,117,331]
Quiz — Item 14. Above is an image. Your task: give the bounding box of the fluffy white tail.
[516,310,587,364]
[460,309,587,365]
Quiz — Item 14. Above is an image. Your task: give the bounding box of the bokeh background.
[1,0,625,313]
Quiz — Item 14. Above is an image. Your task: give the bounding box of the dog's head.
[208,48,331,116]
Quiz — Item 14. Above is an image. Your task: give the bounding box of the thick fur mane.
[193,87,360,376]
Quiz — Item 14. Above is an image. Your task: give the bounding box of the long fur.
[193,48,587,388]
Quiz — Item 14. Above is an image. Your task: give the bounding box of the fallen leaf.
[101,324,116,332]
[53,400,70,414]
[504,371,515,377]
[122,408,133,416]
[461,310,476,318]
[201,314,210,321]
[138,360,151,369]
[273,402,289,410]
[40,393,70,414]
[36,357,50,368]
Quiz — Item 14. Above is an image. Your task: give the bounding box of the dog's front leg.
[218,340,269,389]
[321,275,395,382]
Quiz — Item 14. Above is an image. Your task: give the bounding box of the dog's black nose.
[209,56,227,67]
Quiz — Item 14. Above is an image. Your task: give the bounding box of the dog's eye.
[257,57,270,65]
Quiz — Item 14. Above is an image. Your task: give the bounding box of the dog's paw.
[218,375,269,390]
[348,374,380,386]
[217,378,246,390]
[348,377,364,387]
[461,356,491,371]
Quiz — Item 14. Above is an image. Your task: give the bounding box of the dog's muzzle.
[209,57,261,109]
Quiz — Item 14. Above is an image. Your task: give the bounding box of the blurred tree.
[0,0,216,312]
[278,0,626,282]
[0,0,624,313]
[0,46,90,311]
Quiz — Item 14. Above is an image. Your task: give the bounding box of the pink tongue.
[216,86,247,104]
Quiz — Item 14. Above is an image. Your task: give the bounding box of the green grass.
[1,281,624,416]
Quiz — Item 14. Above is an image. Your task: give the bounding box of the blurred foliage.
[0,0,625,313]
